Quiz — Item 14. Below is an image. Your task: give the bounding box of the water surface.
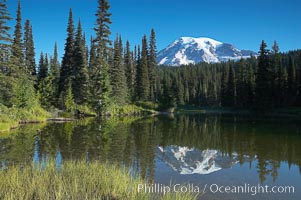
[0,114,300,199]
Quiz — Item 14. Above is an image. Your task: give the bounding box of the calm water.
[0,114,301,199]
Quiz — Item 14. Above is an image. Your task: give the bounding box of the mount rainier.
[157,37,256,66]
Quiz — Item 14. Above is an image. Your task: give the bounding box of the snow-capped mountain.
[156,146,253,175]
[157,37,257,66]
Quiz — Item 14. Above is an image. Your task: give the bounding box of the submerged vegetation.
[0,160,196,200]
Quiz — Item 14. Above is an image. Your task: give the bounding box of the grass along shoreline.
[0,103,157,132]
[0,104,49,132]
[0,160,196,200]
[2,105,301,132]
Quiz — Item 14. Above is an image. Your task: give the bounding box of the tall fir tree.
[10,0,24,77]
[148,28,157,101]
[136,35,150,101]
[91,0,112,114]
[255,40,272,110]
[88,36,97,74]
[59,8,74,98]
[124,40,134,100]
[0,0,13,105]
[271,41,283,107]
[37,52,48,83]
[50,42,60,82]
[0,0,12,73]
[135,45,141,100]
[110,34,128,105]
[38,53,54,108]
[9,3,39,112]
[48,42,61,106]
[94,0,112,61]
[23,19,36,76]
[72,19,89,105]
[8,0,38,112]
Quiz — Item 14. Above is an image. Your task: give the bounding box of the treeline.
[0,0,157,115]
[1,0,301,117]
[157,41,301,110]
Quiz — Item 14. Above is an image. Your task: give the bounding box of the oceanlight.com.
[137,183,295,196]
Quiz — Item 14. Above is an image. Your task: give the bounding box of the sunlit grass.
[0,103,49,132]
[0,160,197,200]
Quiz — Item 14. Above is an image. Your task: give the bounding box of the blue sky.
[6,0,301,59]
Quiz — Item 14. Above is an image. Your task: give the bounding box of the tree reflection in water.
[0,114,300,183]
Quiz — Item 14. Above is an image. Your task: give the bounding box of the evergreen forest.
[1,0,301,130]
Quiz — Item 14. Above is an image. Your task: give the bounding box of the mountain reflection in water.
[156,146,254,175]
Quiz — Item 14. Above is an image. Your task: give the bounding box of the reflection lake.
[0,114,300,200]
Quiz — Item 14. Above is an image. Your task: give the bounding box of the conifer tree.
[0,0,13,105]
[220,64,229,107]
[50,42,60,81]
[110,34,127,105]
[88,37,96,72]
[10,0,24,76]
[124,40,134,100]
[148,28,157,101]
[23,19,36,76]
[59,8,74,98]
[136,35,150,100]
[236,59,247,108]
[72,19,89,105]
[159,80,176,110]
[37,52,48,83]
[94,0,112,60]
[90,0,112,114]
[11,0,23,60]
[47,42,61,106]
[64,81,76,112]
[0,0,12,73]
[255,40,272,110]
[226,65,236,107]
[271,41,283,107]
[88,37,97,103]
[280,67,288,106]
[246,64,255,107]
[176,74,184,105]
[38,75,53,108]
[184,80,190,103]
[135,45,141,100]
[83,33,89,67]
[44,53,49,73]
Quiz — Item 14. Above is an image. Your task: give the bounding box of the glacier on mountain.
[157,37,257,66]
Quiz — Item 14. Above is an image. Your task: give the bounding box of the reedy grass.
[0,160,197,200]
[0,103,49,132]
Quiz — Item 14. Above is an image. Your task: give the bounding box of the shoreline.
[2,107,301,132]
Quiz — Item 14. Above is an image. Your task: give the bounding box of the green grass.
[0,160,197,200]
[0,103,49,132]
